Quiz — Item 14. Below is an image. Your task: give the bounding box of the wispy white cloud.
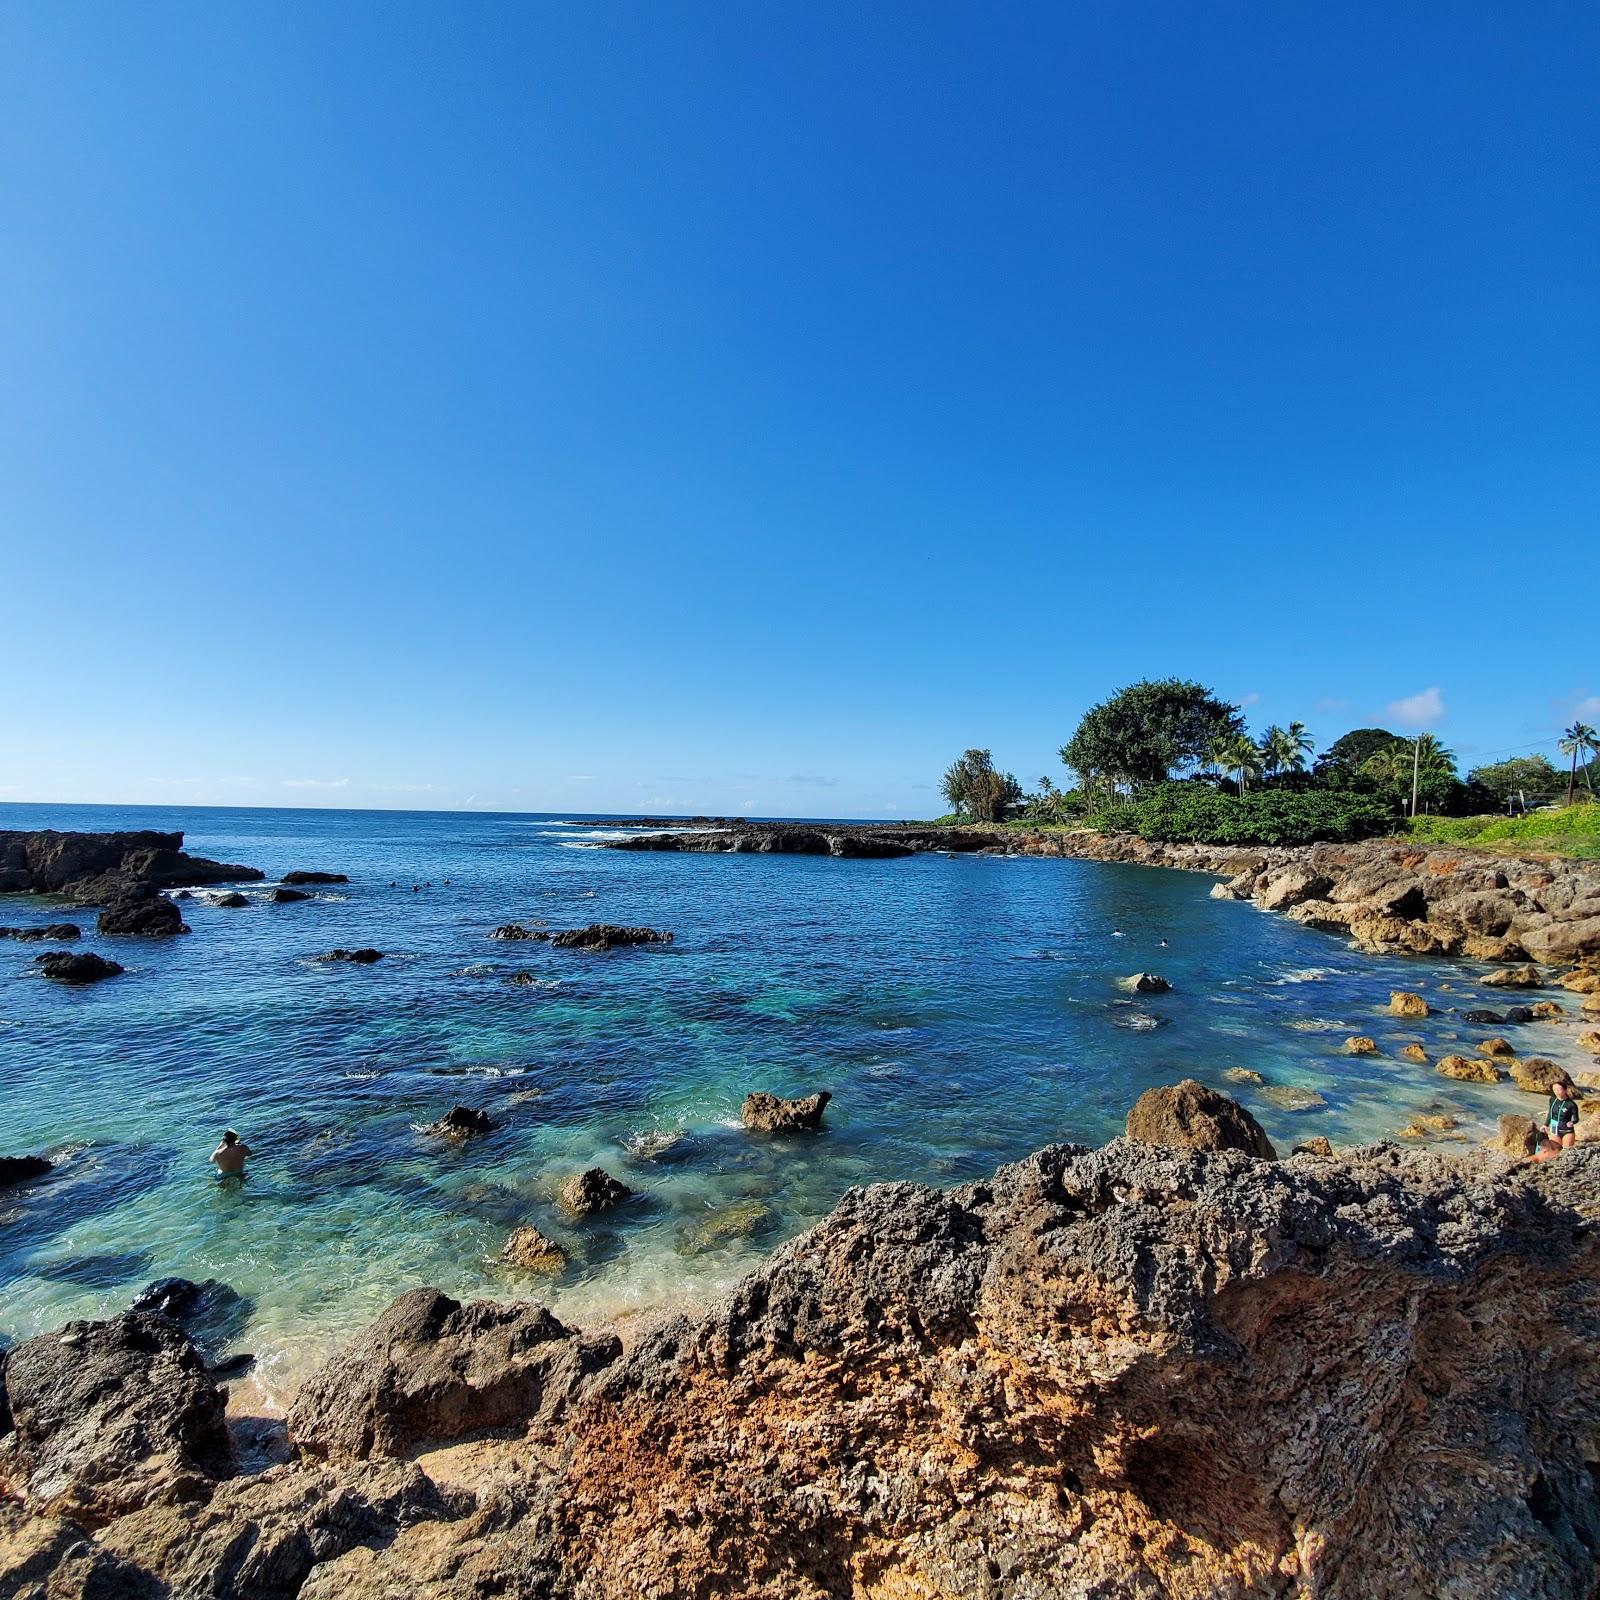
[282,778,351,789]
[1238,691,1262,708]
[566,774,597,782]
[1314,696,1352,715]
[788,774,838,788]
[1573,696,1600,722]
[1386,687,1444,729]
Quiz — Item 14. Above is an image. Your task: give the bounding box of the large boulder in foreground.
[1125,1079,1277,1159]
[288,1288,619,1462]
[274,1141,1600,1600]
[0,1312,230,1527]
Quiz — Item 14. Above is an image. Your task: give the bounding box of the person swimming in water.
[209,1129,251,1176]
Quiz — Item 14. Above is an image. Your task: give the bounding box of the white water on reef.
[1,801,1591,1401]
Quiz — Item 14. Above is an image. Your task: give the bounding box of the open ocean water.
[0,802,1583,1400]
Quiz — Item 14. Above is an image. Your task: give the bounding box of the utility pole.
[1410,736,1421,818]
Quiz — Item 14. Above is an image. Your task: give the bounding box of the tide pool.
[0,802,1583,1400]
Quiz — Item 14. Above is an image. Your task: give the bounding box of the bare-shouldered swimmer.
[209,1129,251,1176]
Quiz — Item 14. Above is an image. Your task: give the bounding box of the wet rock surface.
[281,870,349,885]
[0,1155,51,1186]
[32,950,123,983]
[0,923,81,942]
[422,1106,495,1140]
[556,1167,633,1217]
[97,891,188,937]
[549,924,673,950]
[269,886,313,904]
[313,947,384,964]
[741,1090,832,1132]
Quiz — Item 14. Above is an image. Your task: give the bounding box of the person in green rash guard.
[1535,1080,1579,1161]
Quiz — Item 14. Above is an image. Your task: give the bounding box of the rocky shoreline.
[3,1101,1597,1598]
[603,823,1600,964]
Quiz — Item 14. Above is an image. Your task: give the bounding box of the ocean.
[0,802,1571,1400]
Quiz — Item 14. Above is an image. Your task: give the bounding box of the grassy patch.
[1404,803,1600,859]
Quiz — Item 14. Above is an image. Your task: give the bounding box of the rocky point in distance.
[2,1087,1597,1599]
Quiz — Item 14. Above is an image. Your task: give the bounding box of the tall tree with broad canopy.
[1060,679,1243,802]
[1467,755,1562,809]
[1314,728,1399,776]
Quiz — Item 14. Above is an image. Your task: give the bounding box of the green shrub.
[1091,783,1397,846]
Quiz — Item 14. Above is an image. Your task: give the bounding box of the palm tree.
[1360,742,1412,804]
[1259,725,1302,778]
[1560,722,1599,804]
[1223,733,1262,794]
[1286,721,1314,770]
[1205,733,1236,785]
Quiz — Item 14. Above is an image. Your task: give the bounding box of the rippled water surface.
[0,803,1583,1394]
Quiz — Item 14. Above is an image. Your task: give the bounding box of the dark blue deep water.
[0,803,1572,1397]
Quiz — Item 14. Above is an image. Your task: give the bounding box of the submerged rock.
[550,924,674,950]
[557,1167,633,1217]
[1222,1066,1265,1085]
[1125,1079,1277,1158]
[33,950,123,983]
[501,1226,567,1272]
[281,870,348,885]
[129,1278,204,1319]
[0,1154,51,1186]
[1399,1043,1429,1064]
[1258,1084,1327,1112]
[0,1311,230,1527]
[288,1287,618,1461]
[421,1106,494,1141]
[1124,972,1171,994]
[741,1090,831,1133]
[1344,1035,1378,1055]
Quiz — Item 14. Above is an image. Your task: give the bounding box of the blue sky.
[2,3,1596,817]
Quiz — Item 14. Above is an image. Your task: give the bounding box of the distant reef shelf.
[601,823,1600,965]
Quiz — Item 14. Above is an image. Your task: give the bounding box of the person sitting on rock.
[1536,1081,1579,1160]
[209,1129,251,1177]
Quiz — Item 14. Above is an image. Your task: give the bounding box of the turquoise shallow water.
[0,803,1586,1396]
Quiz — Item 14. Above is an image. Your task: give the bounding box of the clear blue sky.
[2,3,1595,817]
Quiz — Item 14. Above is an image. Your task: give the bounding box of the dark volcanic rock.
[1125,1079,1278,1159]
[0,1311,231,1526]
[0,923,81,942]
[0,829,262,903]
[130,1278,204,1319]
[213,891,250,908]
[1504,1005,1535,1025]
[741,1090,831,1133]
[422,1106,494,1140]
[281,870,349,885]
[1127,971,1172,994]
[33,950,124,984]
[314,948,384,964]
[287,1287,619,1462]
[491,922,548,941]
[269,887,312,904]
[0,1155,51,1186]
[557,1167,633,1217]
[1463,1008,1506,1025]
[550,924,673,950]
[97,893,188,937]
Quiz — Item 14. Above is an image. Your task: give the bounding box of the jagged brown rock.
[1388,990,1428,1017]
[9,1136,1600,1598]
[502,1227,567,1271]
[556,1167,632,1216]
[0,1312,230,1528]
[1437,1054,1504,1084]
[1125,1078,1277,1158]
[287,1288,619,1462]
[422,1106,494,1140]
[741,1090,831,1132]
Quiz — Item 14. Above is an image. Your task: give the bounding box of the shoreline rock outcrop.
[0,830,262,902]
[5,1123,1600,1597]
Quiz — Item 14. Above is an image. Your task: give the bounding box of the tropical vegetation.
[937,678,1600,854]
